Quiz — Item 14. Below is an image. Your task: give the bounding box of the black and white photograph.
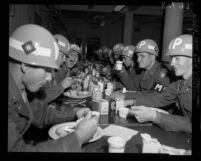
[7,3,200,157]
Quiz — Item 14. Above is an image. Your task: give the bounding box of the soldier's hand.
[61,77,73,89]
[75,114,99,145]
[76,108,91,119]
[129,106,157,123]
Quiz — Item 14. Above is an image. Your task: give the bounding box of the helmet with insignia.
[121,45,135,58]
[54,34,70,55]
[135,39,159,56]
[166,34,192,58]
[113,43,124,54]
[9,24,59,69]
[70,44,81,54]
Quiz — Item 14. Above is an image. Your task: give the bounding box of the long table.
[81,112,191,153]
[63,97,192,153]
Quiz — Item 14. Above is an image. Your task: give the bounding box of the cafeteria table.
[81,112,191,153]
[60,96,191,153]
[24,95,191,153]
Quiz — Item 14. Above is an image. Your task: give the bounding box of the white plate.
[48,122,103,142]
[63,91,91,99]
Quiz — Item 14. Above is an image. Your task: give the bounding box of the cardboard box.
[91,99,109,115]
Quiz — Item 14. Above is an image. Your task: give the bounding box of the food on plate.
[70,90,77,96]
[55,125,75,137]
[71,82,82,91]
[77,91,89,96]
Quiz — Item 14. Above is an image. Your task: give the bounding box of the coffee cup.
[108,136,127,153]
[119,107,129,118]
[115,61,123,71]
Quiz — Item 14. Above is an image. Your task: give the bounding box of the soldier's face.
[113,51,121,60]
[123,56,133,67]
[22,67,51,92]
[56,52,65,67]
[170,56,192,79]
[137,52,154,69]
[66,51,78,68]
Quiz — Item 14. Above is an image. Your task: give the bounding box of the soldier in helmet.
[53,34,71,84]
[66,43,82,76]
[26,34,74,129]
[112,43,124,62]
[99,46,114,79]
[111,35,192,133]
[114,45,140,90]
[8,24,99,152]
[133,39,171,93]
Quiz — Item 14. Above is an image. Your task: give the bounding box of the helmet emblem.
[21,41,36,55]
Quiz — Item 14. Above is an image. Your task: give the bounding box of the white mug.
[108,136,127,153]
[119,107,129,118]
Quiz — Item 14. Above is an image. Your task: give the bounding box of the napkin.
[159,144,187,155]
[102,124,138,141]
[141,133,188,155]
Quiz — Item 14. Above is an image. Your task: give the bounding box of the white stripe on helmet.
[9,37,51,57]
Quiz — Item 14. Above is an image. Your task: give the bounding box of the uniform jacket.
[119,61,170,93]
[117,67,139,90]
[27,80,68,128]
[125,76,192,133]
[8,72,82,152]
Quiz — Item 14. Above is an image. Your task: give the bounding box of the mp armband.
[152,83,165,93]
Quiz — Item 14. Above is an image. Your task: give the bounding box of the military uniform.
[119,61,170,92]
[125,76,192,133]
[8,72,82,152]
[117,67,139,91]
